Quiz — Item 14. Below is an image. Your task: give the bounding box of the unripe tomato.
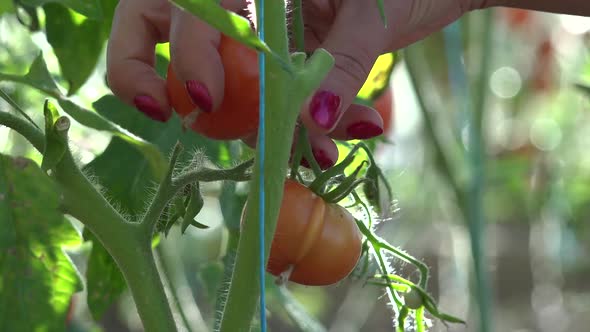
[243,180,362,286]
[404,288,424,310]
[373,87,393,134]
[166,35,259,140]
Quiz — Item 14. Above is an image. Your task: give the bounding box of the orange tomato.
[166,35,259,140]
[243,179,362,286]
[374,87,393,134]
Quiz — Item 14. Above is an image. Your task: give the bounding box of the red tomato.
[531,39,555,93]
[166,35,259,140]
[373,87,394,134]
[243,179,362,286]
[502,8,533,28]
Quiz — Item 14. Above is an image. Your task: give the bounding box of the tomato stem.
[323,161,370,203]
[289,124,306,179]
[299,127,323,176]
[218,3,334,329]
[309,143,363,194]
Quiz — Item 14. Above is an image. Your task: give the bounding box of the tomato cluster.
[243,179,362,286]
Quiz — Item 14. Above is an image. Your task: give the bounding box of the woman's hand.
[105,0,489,167]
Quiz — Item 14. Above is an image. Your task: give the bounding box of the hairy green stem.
[54,151,177,332]
[0,111,44,151]
[217,1,291,330]
[291,0,305,51]
[218,1,334,330]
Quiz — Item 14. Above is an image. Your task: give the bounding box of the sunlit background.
[1,6,590,332]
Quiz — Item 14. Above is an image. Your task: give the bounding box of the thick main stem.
[117,240,179,332]
[217,0,291,330]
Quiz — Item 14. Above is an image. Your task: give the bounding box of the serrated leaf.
[0,52,63,96]
[0,154,83,331]
[82,228,126,321]
[44,3,106,95]
[356,52,397,101]
[170,0,270,53]
[20,0,102,18]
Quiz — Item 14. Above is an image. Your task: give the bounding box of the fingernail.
[185,80,212,113]
[309,90,341,129]
[346,121,384,139]
[301,149,334,170]
[133,95,168,122]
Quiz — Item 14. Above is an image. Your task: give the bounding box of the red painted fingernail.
[301,149,334,170]
[133,95,168,122]
[346,121,384,139]
[185,80,212,113]
[309,90,341,129]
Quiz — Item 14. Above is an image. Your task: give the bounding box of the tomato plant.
[0,1,467,331]
[167,35,259,140]
[250,179,362,286]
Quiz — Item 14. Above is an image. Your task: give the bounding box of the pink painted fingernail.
[309,90,341,129]
[301,149,335,170]
[186,80,213,113]
[346,121,383,139]
[133,95,168,122]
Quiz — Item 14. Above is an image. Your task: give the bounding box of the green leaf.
[41,100,69,172]
[0,154,82,331]
[0,0,15,16]
[82,228,126,321]
[20,0,102,18]
[0,52,63,96]
[0,88,39,129]
[57,99,168,178]
[181,183,206,233]
[44,3,106,95]
[575,83,590,98]
[98,0,117,36]
[0,54,167,175]
[170,0,270,54]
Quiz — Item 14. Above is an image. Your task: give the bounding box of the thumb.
[300,2,387,135]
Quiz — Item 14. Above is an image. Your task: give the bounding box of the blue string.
[442,22,471,139]
[256,0,267,331]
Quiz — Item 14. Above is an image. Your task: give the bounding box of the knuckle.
[331,48,374,88]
